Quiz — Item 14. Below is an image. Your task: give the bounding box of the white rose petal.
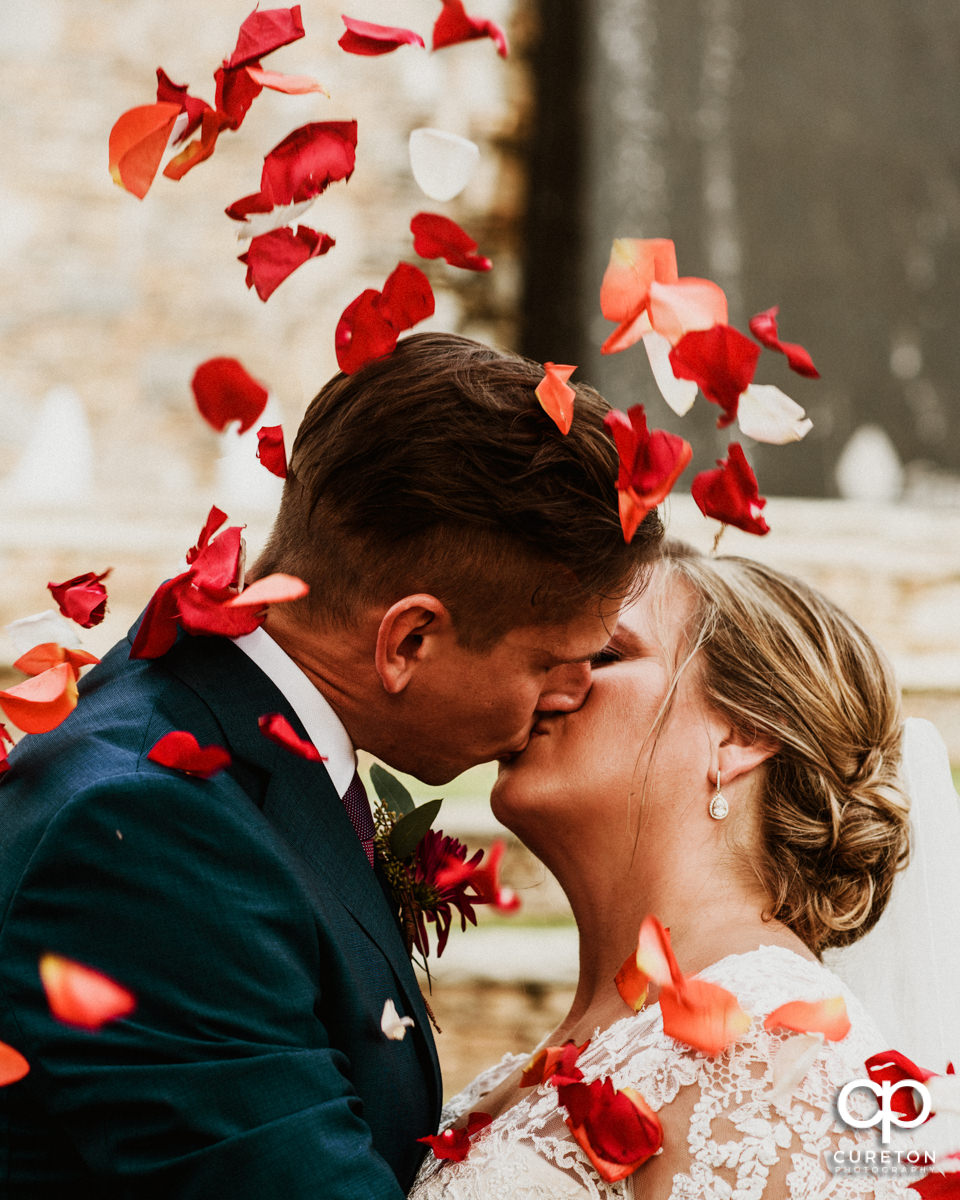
[234,198,318,242]
[643,331,698,416]
[6,610,84,656]
[381,998,415,1041]
[408,128,479,202]
[737,383,813,445]
[767,1033,825,1108]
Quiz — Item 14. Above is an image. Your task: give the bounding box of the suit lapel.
[148,631,442,1109]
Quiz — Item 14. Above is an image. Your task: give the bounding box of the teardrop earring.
[709,771,729,820]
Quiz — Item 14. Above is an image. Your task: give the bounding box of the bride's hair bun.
[662,542,910,954]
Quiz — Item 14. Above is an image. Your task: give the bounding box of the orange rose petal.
[633,915,684,988]
[0,663,78,735]
[226,573,309,608]
[39,955,136,1031]
[108,101,182,198]
[764,996,851,1042]
[163,109,226,181]
[615,951,650,1013]
[0,1041,29,1086]
[660,976,752,1055]
[535,363,576,435]
[13,644,99,680]
[600,237,678,322]
[245,66,329,96]
[600,309,654,356]
[647,277,728,345]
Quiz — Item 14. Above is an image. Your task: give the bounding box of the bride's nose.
[535,661,592,713]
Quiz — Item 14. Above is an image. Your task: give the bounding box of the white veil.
[824,717,960,1071]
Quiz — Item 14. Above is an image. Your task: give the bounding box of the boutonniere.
[370,764,520,988]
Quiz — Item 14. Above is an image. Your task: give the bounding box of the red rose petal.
[668,324,761,426]
[535,363,577,435]
[866,1050,939,1122]
[339,16,426,55]
[214,62,264,130]
[154,68,211,143]
[108,102,182,199]
[335,289,398,375]
[0,1040,29,1086]
[238,225,335,301]
[691,442,770,535]
[186,505,229,565]
[256,424,287,477]
[191,357,269,434]
[749,306,820,378]
[380,261,435,332]
[39,955,135,1031]
[129,574,187,660]
[410,212,492,271]
[432,0,508,56]
[0,663,78,735]
[258,713,325,761]
[260,120,358,205]
[47,570,111,629]
[147,730,231,778]
[225,5,305,69]
[558,1078,663,1182]
[603,406,692,542]
[418,1112,491,1162]
[0,722,14,776]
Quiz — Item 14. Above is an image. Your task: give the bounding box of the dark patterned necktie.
[342,770,376,868]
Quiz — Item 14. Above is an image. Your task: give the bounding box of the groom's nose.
[535,661,593,713]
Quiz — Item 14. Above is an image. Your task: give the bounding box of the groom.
[0,333,661,1198]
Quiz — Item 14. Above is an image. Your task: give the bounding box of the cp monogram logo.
[837,1079,932,1143]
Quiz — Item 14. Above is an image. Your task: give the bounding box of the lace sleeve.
[625,1027,921,1200]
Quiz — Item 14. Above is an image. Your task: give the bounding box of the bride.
[411,542,941,1199]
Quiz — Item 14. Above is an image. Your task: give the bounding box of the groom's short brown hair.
[255,333,661,648]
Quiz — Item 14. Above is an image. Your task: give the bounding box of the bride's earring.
[709,771,729,820]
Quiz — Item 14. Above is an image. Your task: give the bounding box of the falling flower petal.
[642,331,698,416]
[410,212,491,271]
[381,997,415,1041]
[0,722,14,775]
[6,612,82,657]
[13,643,99,681]
[244,66,329,95]
[432,0,508,56]
[0,1040,29,1086]
[39,955,135,1030]
[0,663,78,735]
[600,237,679,323]
[256,424,287,477]
[766,996,851,1042]
[242,120,358,214]
[214,63,263,130]
[912,1171,960,1199]
[632,914,683,987]
[226,573,308,608]
[234,198,318,241]
[47,570,111,629]
[147,730,231,778]
[225,5,306,69]
[339,16,426,55]
[614,953,650,1013]
[768,1033,826,1107]
[749,307,819,378]
[660,976,753,1055]
[108,102,182,198]
[520,1039,588,1088]
[335,289,399,375]
[163,109,227,181]
[191,357,269,434]
[603,407,692,542]
[669,324,760,427]
[408,128,479,201]
[535,363,576,435]
[692,443,770,536]
[647,278,728,345]
[558,1078,663,1182]
[736,383,813,444]
[380,262,435,331]
[155,68,212,143]
[239,225,335,301]
[866,1050,939,1122]
[129,575,185,660]
[419,1112,492,1162]
[187,506,229,564]
[258,713,325,761]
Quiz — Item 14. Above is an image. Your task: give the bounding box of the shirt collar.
[231,626,357,797]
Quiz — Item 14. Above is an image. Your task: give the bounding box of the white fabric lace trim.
[410,946,924,1199]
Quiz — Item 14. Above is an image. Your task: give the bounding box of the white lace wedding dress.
[410,946,922,1199]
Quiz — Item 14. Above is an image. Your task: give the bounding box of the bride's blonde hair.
[660,541,910,953]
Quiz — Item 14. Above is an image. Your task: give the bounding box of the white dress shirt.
[232,627,357,797]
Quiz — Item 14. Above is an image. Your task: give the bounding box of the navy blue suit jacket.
[0,627,441,1197]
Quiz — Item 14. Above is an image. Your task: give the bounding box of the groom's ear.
[714,723,780,788]
[374,594,452,694]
